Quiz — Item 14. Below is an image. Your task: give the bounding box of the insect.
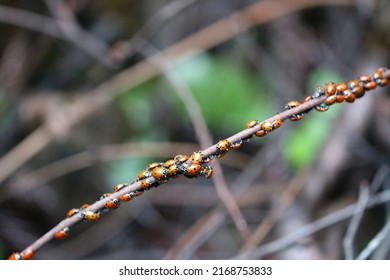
[114,183,127,192]
[230,140,242,149]
[138,170,152,180]
[313,86,325,98]
[8,252,22,260]
[246,119,259,129]
[66,208,80,218]
[120,193,133,202]
[147,162,162,171]
[272,119,283,130]
[105,198,120,209]
[315,103,329,112]
[200,164,213,178]
[54,227,70,239]
[151,166,169,182]
[82,210,100,222]
[191,151,203,164]
[325,82,337,96]
[168,163,181,177]
[21,249,34,260]
[163,159,177,168]
[285,100,303,121]
[364,81,377,90]
[261,121,273,132]
[216,139,230,158]
[174,154,189,164]
[343,90,356,103]
[141,177,157,190]
[325,95,337,106]
[184,162,202,178]
[255,130,267,137]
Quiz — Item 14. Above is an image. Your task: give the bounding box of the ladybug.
[174,154,189,164]
[285,100,300,109]
[105,198,120,209]
[54,227,70,239]
[313,86,325,98]
[114,183,127,192]
[348,79,360,90]
[191,151,203,164]
[246,120,259,129]
[255,130,267,137]
[66,208,80,218]
[343,90,356,103]
[325,82,337,96]
[120,193,133,202]
[336,82,348,94]
[8,252,22,260]
[325,95,337,106]
[289,114,303,121]
[163,159,177,168]
[138,169,152,180]
[168,163,181,177]
[80,203,90,210]
[261,121,273,132]
[374,71,383,80]
[184,163,202,178]
[272,119,283,130]
[141,177,156,190]
[147,162,161,171]
[200,164,213,179]
[378,79,388,87]
[352,85,364,98]
[217,139,230,153]
[315,103,329,112]
[151,166,169,181]
[335,93,344,103]
[230,140,242,150]
[82,210,100,222]
[21,249,34,260]
[364,81,377,90]
[304,95,313,103]
[358,75,372,83]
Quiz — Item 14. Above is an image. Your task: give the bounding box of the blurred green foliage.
[283,67,343,169]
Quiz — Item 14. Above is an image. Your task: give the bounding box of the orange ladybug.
[66,208,80,218]
[21,249,34,260]
[54,227,70,239]
[191,151,203,164]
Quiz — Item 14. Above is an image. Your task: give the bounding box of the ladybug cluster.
[8,67,388,260]
[50,151,214,241]
[286,66,389,122]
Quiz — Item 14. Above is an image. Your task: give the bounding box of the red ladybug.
[54,227,70,239]
[21,249,34,260]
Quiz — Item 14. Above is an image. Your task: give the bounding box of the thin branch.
[239,168,310,254]
[356,219,390,260]
[0,3,114,67]
[343,183,370,259]
[235,188,390,259]
[0,0,355,185]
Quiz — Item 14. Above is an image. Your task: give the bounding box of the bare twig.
[239,168,310,254]
[235,188,390,259]
[356,219,390,260]
[0,3,114,67]
[343,183,370,259]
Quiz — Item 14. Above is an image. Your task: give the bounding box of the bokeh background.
[0,0,390,259]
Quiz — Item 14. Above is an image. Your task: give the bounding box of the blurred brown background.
[0,0,390,259]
